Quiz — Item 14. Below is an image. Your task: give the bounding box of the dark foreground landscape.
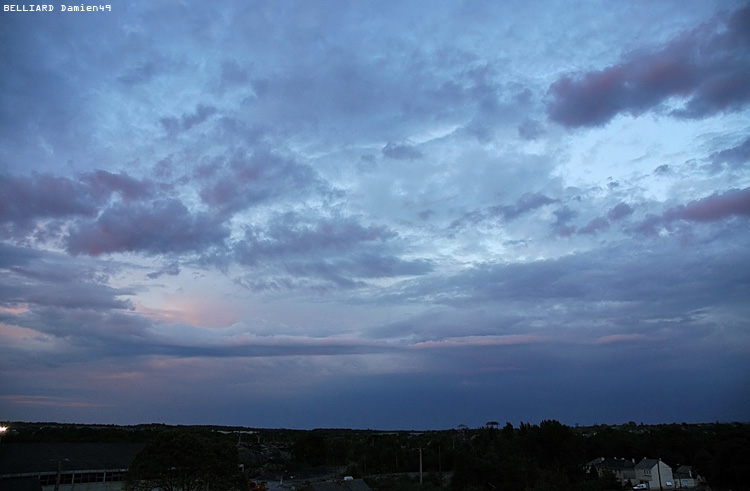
[0,420,748,491]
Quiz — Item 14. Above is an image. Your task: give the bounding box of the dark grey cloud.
[517,119,544,140]
[80,170,156,202]
[0,170,162,243]
[218,59,251,89]
[382,141,424,160]
[161,104,218,134]
[451,192,558,230]
[66,199,229,256]
[579,216,610,235]
[226,209,436,289]
[340,253,434,278]
[234,213,396,265]
[711,136,750,169]
[390,236,750,321]
[0,174,98,234]
[548,6,750,127]
[117,57,173,87]
[146,261,181,280]
[0,243,133,312]
[551,206,578,236]
[607,202,634,221]
[654,164,672,176]
[281,254,433,289]
[489,192,558,221]
[198,149,323,216]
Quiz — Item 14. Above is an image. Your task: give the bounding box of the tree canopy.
[124,430,244,491]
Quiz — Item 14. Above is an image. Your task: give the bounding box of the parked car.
[633,484,648,489]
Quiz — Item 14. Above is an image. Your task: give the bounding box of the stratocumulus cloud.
[548,5,750,127]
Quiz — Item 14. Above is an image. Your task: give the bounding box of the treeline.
[288,421,750,491]
[4,421,749,490]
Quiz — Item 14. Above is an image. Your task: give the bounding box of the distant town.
[0,421,747,491]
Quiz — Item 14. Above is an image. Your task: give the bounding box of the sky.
[1,1,749,430]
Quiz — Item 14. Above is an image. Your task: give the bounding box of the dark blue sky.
[1,0,749,429]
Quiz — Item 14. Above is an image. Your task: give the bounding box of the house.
[0,443,145,491]
[297,478,371,491]
[634,458,674,490]
[674,465,700,489]
[585,457,636,485]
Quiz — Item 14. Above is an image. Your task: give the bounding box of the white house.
[634,458,674,490]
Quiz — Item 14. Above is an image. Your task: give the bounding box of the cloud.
[607,202,634,221]
[117,57,172,87]
[80,170,156,202]
[66,199,229,256]
[146,261,181,279]
[664,187,750,223]
[198,149,323,216]
[234,213,397,264]
[451,192,559,230]
[161,104,218,134]
[547,6,750,127]
[551,206,578,237]
[595,333,650,345]
[0,395,110,408]
[579,216,610,235]
[0,243,133,312]
[0,170,159,243]
[711,136,750,169]
[382,141,424,160]
[489,192,558,221]
[517,119,544,140]
[411,334,544,349]
[635,187,750,235]
[230,212,427,287]
[0,173,99,235]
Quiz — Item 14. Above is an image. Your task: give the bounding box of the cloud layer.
[1,0,748,429]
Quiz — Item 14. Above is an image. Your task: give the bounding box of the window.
[39,475,56,486]
[107,472,125,482]
[75,473,99,483]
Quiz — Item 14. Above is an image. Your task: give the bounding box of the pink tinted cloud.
[548,6,750,127]
[0,174,98,227]
[411,334,544,349]
[595,333,649,345]
[665,187,750,222]
[135,295,241,328]
[635,187,750,236]
[0,395,110,408]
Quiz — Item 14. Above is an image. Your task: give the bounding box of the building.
[0,443,145,491]
[674,465,700,489]
[297,479,371,491]
[585,457,636,485]
[634,458,674,490]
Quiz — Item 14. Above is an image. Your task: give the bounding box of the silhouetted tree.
[124,430,245,491]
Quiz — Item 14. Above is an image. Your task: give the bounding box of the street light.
[0,426,7,443]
